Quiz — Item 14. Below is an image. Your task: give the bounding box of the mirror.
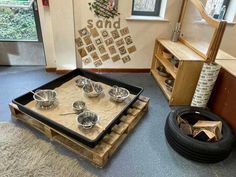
[180,0,215,57]
[179,0,227,63]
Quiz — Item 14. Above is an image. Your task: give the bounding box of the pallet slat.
[9,96,149,168]
[111,122,129,135]
[139,95,150,103]
[132,99,148,110]
[121,114,138,124]
[103,132,120,146]
[127,108,140,116]
[108,134,127,157]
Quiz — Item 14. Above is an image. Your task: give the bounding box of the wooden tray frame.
[9,96,149,168]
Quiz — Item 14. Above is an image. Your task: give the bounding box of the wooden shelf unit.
[151,39,204,105]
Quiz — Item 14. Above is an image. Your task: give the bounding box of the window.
[0,0,41,41]
[205,0,230,20]
[0,0,34,8]
[132,0,162,16]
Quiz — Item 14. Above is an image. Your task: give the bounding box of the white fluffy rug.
[0,123,96,177]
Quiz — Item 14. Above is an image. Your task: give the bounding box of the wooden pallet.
[9,95,149,168]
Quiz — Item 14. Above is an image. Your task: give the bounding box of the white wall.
[50,0,77,70]
[221,15,236,57]
[37,1,56,68]
[222,0,236,56]
[38,0,77,70]
[73,0,182,69]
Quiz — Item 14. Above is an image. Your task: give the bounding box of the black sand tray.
[13,69,143,147]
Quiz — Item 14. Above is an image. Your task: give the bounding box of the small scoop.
[73,101,86,112]
[59,101,86,116]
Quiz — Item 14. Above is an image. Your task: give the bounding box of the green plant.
[0,7,38,41]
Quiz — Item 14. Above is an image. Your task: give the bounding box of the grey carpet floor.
[0,66,236,177]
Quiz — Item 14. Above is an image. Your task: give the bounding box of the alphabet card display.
[76,24,137,67]
[76,25,137,67]
[74,0,138,67]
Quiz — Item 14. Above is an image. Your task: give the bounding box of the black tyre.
[165,106,235,163]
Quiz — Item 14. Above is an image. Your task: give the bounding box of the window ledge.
[194,19,236,26]
[126,15,169,22]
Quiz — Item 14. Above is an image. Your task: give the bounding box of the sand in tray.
[26,76,135,141]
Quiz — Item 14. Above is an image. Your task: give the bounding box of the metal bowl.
[83,81,103,98]
[157,65,170,77]
[165,79,174,92]
[73,101,86,113]
[75,78,86,87]
[77,111,99,129]
[33,89,57,108]
[170,57,179,66]
[109,86,130,103]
